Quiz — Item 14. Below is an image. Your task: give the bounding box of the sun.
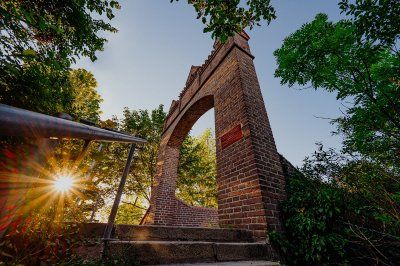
[53,175,74,192]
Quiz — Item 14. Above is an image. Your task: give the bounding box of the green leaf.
[23,49,36,56]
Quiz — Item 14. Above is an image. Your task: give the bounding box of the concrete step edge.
[150,261,280,266]
[79,223,255,242]
[109,240,267,245]
[105,240,276,264]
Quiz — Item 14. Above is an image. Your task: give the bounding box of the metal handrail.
[0,104,146,144]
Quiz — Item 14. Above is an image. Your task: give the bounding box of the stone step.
[79,223,254,243]
[117,224,254,242]
[157,261,280,266]
[104,240,276,265]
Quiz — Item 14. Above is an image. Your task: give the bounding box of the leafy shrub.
[270,172,348,265]
[270,146,400,265]
[0,214,83,264]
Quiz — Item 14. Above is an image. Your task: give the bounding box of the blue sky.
[75,0,345,167]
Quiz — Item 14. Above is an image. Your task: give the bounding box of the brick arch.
[167,95,214,148]
[143,32,287,241]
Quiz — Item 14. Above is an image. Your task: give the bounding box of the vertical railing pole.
[103,143,136,241]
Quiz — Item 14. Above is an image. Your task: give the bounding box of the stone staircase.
[78,223,279,265]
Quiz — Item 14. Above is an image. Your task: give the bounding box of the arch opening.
[147,95,220,228]
[175,108,217,209]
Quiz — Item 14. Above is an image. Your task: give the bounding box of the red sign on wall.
[220,124,243,149]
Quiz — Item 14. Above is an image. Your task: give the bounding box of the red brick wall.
[146,32,286,241]
[173,200,218,227]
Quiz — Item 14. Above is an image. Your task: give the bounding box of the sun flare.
[53,175,74,192]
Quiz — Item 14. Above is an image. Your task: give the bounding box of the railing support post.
[103,143,136,241]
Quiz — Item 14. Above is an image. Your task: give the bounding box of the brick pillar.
[214,36,286,241]
[150,144,179,225]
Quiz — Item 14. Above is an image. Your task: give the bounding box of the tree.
[114,196,147,225]
[177,129,217,208]
[121,105,167,205]
[69,68,103,123]
[339,0,400,48]
[87,106,167,223]
[0,0,119,66]
[0,0,119,115]
[116,109,217,222]
[173,0,276,41]
[0,62,74,115]
[274,9,400,169]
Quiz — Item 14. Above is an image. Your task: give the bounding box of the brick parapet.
[163,33,253,133]
[173,199,218,227]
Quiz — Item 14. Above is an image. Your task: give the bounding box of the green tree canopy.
[339,0,400,47]
[69,68,103,123]
[0,0,119,115]
[0,0,119,66]
[174,0,276,41]
[274,11,400,170]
